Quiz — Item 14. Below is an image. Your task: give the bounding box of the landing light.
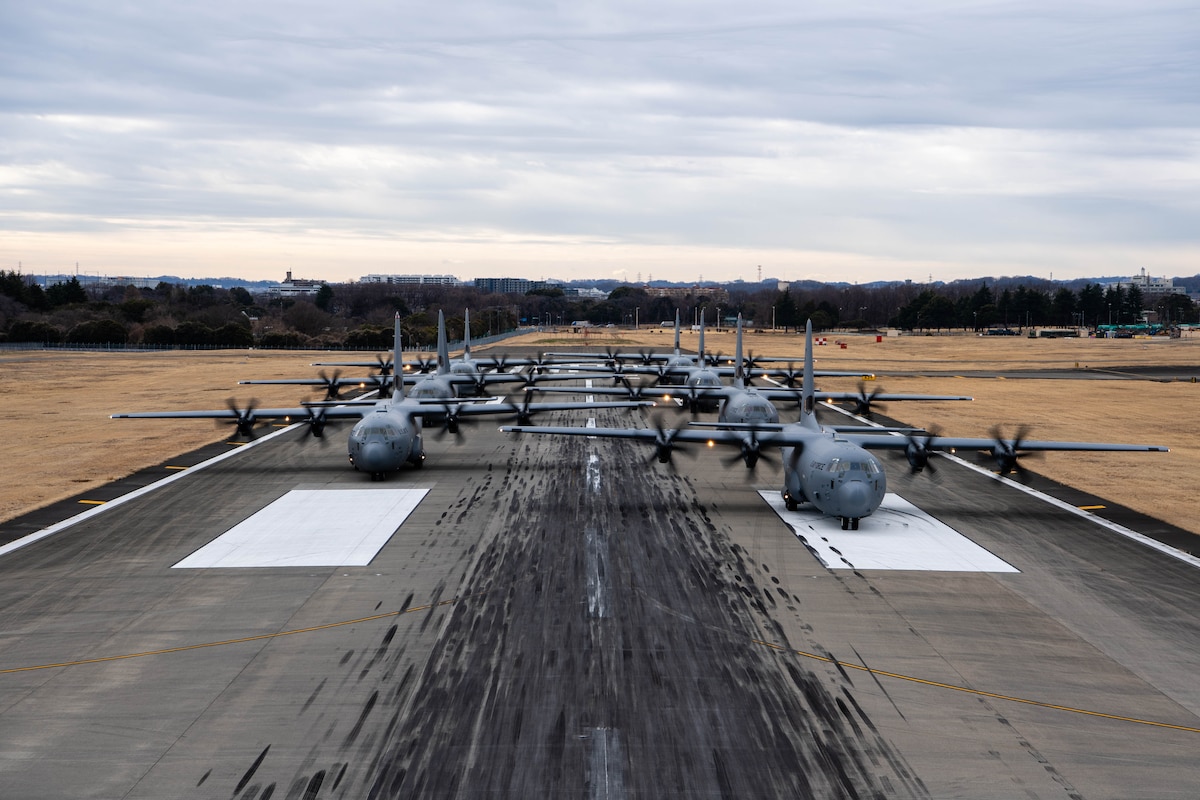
[707,440,715,448]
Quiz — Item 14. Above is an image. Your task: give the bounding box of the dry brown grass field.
[3,329,1197,537]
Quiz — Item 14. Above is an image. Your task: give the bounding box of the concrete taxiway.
[0,397,1197,798]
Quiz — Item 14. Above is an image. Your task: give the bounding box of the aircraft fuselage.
[782,432,887,530]
[348,406,424,479]
[719,390,780,425]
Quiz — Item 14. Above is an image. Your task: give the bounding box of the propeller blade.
[223,398,259,438]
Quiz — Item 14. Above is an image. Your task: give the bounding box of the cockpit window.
[830,458,880,473]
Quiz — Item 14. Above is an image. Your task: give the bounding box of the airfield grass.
[3,330,1197,538]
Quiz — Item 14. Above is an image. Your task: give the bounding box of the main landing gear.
[840,517,860,531]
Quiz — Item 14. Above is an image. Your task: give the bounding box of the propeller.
[851,381,886,418]
[529,352,553,375]
[373,354,394,376]
[469,374,492,397]
[903,425,942,475]
[514,394,537,426]
[317,369,343,400]
[648,417,688,465]
[777,362,802,388]
[719,425,776,471]
[369,373,393,395]
[413,355,438,374]
[432,404,469,442]
[223,399,259,438]
[985,424,1040,478]
[489,354,512,374]
[301,407,329,440]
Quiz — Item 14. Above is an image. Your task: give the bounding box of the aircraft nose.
[837,480,876,518]
[358,441,394,472]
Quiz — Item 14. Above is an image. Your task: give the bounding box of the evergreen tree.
[45,276,88,306]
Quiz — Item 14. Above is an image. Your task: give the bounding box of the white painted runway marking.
[586,454,602,493]
[759,491,1019,573]
[173,488,427,568]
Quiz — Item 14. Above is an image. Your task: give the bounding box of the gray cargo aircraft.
[310,308,562,380]
[532,314,971,421]
[547,309,865,387]
[503,320,1168,530]
[113,316,650,480]
[240,310,609,400]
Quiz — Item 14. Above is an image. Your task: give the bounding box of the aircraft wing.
[813,391,974,403]
[543,351,671,363]
[838,431,1170,454]
[111,405,370,422]
[499,424,721,443]
[239,376,378,386]
[483,371,616,385]
[451,400,654,418]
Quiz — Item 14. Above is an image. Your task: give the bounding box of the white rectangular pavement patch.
[174,488,427,568]
[759,491,1019,573]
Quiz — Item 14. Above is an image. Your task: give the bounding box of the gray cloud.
[2,1,1198,281]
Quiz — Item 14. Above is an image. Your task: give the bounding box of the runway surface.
[1,391,1199,798]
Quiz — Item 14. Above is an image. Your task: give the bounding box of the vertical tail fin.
[697,308,706,365]
[733,314,745,388]
[800,319,818,429]
[393,313,405,400]
[436,310,449,375]
[673,309,681,355]
[462,308,472,358]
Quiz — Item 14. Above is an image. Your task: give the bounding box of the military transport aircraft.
[113,316,650,481]
[239,310,610,400]
[502,320,1168,530]
[547,310,865,388]
[531,315,972,421]
[310,308,563,381]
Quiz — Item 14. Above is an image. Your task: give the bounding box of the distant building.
[646,285,730,304]
[33,273,160,289]
[570,286,608,299]
[474,277,566,295]
[360,274,462,286]
[1112,269,1187,301]
[269,270,322,297]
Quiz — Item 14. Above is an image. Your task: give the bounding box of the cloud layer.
[3,1,1198,282]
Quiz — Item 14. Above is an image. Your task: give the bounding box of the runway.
[1,395,1198,798]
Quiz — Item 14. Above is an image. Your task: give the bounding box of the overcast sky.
[3,1,1198,284]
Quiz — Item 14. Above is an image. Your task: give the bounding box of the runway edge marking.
[0,423,303,559]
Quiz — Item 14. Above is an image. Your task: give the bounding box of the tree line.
[1,270,1195,348]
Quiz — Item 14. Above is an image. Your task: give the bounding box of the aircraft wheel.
[785,497,798,512]
[840,517,849,530]
[851,518,859,530]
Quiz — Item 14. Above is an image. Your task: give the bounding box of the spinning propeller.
[985,425,1041,478]
[223,399,259,438]
[903,426,942,475]
[317,369,343,400]
[851,381,886,417]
